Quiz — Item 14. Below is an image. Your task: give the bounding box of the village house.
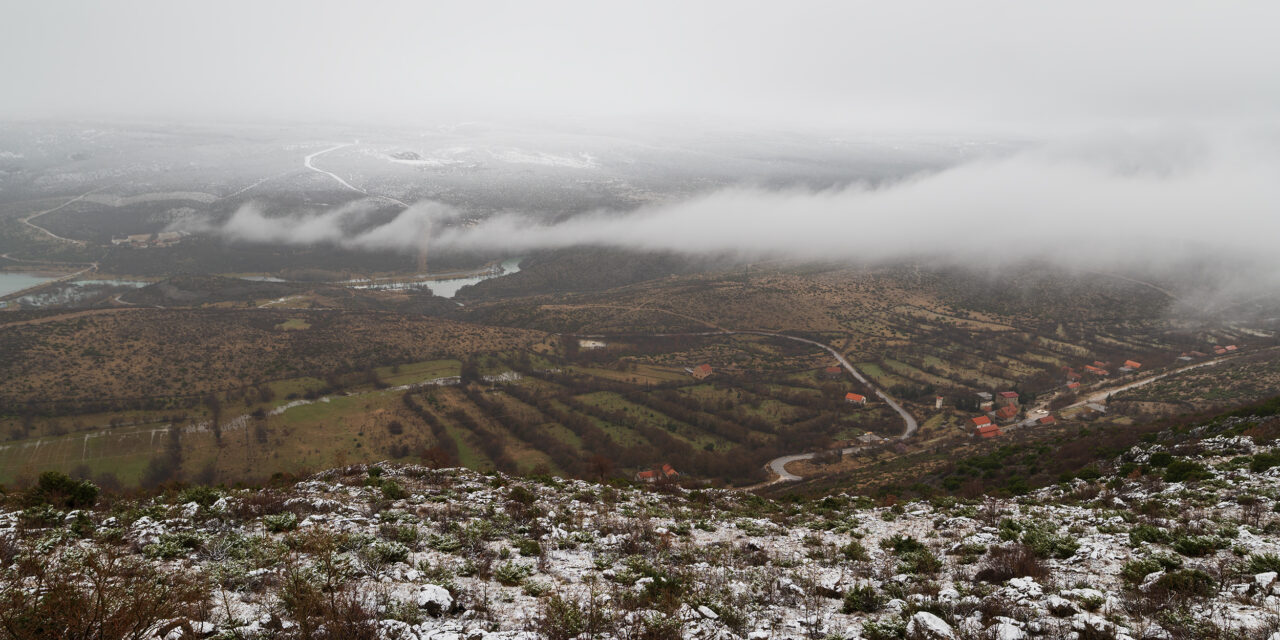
[976,391,994,411]
[635,464,679,483]
[996,391,1019,407]
[994,404,1020,423]
[1066,382,1081,391]
[821,366,844,379]
[1084,365,1109,376]
[1124,360,1142,369]
[1037,415,1057,426]
[845,392,867,405]
[971,415,993,429]
[975,423,1003,438]
[690,364,713,380]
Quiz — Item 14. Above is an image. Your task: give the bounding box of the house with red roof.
[975,424,1003,438]
[636,463,680,483]
[971,415,993,428]
[1084,365,1109,376]
[1037,415,1057,426]
[691,364,713,380]
[822,365,843,379]
[1124,360,1142,369]
[1066,382,1080,391]
[996,391,1020,407]
[994,404,1020,422]
[845,392,867,405]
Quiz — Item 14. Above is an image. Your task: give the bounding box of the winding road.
[303,141,411,208]
[19,189,100,245]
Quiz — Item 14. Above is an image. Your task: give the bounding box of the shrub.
[264,512,298,532]
[494,561,532,586]
[516,538,542,557]
[1153,569,1215,598]
[975,544,1048,583]
[178,485,221,507]
[1129,524,1173,547]
[1245,553,1280,574]
[1172,535,1224,557]
[1148,452,1173,467]
[841,583,884,613]
[26,471,98,509]
[0,550,209,638]
[1121,558,1162,585]
[841,540,869,561]
[1164,460,1211,483]
[898,548,943,575]
[880,534,926,555]
[381,480,408,501]
[862,619,907,640]
[1250,452,1280,473]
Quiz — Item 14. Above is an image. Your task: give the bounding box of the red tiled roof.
[1124,360,1141,369]
[845,393,866,403]
[998,391,1019,399]
[1067,382,1080,390]
[995,405,1019,419]
[824,366,842,374]
[971,415,992,427]
[976,424,1003,438]
[1037,415,1057,425]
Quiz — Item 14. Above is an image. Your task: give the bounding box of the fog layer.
[214,129,1280,270]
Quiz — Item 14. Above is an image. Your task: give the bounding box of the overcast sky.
[2,1,1278,132]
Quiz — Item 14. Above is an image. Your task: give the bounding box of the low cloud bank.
[211,129,1280,272]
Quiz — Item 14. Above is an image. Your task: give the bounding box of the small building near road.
[975,424,1003,438]
[971,415,993,428]
[1037,415,1057,426]
[822,365,844,379]
[845,392,867,405]
[994,404,1020,423]
[1124,360,1142,370]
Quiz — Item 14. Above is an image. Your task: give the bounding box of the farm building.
[691,364,713,380]
[845,393,867,405]
[822,366,844,379]
[1037,415,1057,425]
[996,391,1019,407]
[971,415,993,428]
[1124,360,1142,369]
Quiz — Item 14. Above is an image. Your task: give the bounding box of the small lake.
[0,272,54,297]
[350,258,523,298]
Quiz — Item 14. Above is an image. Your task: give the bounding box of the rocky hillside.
[3,413,1280,640]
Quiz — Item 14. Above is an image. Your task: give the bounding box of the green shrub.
[1154,569,1215,597]
[1164,460,1212,483]
[516,538,542,557]
[841,584,883,613]
[380,480,408,501]
[178,486,221,507]
[1245,553,1280,574]
[1172,535,1224,557]
[879,534,926,554]
[26,471,98,509]
[1129,524,1173,546]
[841,540,869,561]
[1148,452,1173,467]
[264,512,298,532]
[494,561,532,586]
[1250,452,1280,473]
